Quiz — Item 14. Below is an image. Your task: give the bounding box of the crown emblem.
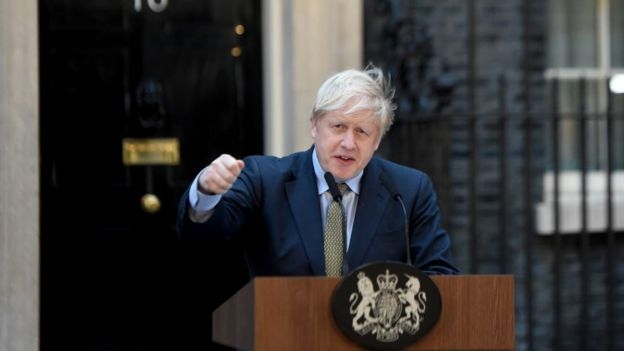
[377,269,398,290]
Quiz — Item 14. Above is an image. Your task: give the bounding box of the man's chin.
[329,169,356,181]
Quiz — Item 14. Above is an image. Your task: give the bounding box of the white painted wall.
[263,0,363,156]
[0,0,39,350]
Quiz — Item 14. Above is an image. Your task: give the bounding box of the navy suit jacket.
[177,147,458,276]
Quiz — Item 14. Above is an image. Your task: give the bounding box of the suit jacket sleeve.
[409,173,458,275]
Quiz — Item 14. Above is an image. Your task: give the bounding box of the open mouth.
[334,155,355,163]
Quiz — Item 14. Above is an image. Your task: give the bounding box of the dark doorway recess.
[39,1,262,349]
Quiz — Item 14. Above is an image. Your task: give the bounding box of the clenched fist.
[198,154,245,195]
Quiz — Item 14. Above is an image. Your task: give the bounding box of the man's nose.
[340,131,355,149]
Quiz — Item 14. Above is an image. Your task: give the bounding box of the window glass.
[548,0,597,67]
[549,80,603,170]
[611,0,624,66]
[610,93,624,169]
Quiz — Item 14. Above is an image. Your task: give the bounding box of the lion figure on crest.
[349,272,379,331]
[398,274,426,327]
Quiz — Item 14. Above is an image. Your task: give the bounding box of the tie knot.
[337,183,349,195]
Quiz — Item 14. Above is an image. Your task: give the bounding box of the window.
[537,0,624,234]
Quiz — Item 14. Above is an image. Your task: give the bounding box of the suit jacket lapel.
[348,158,390,269]
[285,148,325,275]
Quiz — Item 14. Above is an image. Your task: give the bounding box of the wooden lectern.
[213,275,514,350]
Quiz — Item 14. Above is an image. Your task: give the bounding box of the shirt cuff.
[189,169,222,212]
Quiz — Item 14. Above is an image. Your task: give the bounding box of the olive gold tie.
[324,183,349,277]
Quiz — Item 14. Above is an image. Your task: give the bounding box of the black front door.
[40,1,262,349]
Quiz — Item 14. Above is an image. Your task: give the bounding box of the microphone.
[324,172,343,201]
[324,172,349,275]
[379,172,412,265]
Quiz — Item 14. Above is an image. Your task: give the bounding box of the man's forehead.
[324,108,377,122]
[326,110,380,129]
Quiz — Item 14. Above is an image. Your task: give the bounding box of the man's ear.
[310,116,318,138]
[373,127,383,151]
[374,137,381,151]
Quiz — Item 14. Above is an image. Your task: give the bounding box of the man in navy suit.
[178,66,458,276]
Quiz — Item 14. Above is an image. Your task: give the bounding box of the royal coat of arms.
[348,269,427,342]
[332,261,442,350]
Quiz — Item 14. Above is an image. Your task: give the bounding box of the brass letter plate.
[122,138,180,166]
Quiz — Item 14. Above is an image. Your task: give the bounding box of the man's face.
[310,106,382,181]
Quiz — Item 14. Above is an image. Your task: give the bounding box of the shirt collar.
[312,147,362,195]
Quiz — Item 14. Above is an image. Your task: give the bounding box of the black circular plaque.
[331,261,442,350]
